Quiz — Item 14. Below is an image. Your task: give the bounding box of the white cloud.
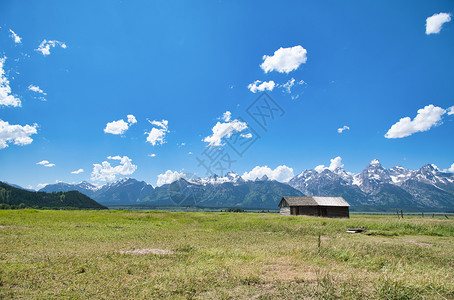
[337,125,350,133]
[314,165,326,173]
[104,114,137,135]
[35,40,67,56]
[315,156,344,173]
[127,114,137,124]
[0,119,38,149]
[71,168,84,174]
[241,133,253,138]
[247,80,275,93]
[36,160,55,167]
[444,163,454,173]
[9,29,21,44]
[222,111,232,122]
[145,119,169,146]
[104,120,129,135]
[28,85,46,95]
[385,105,446,139]
[241,165,294,182]
[156,170,186,186]
[447,106,454,115]
[203,111,248,147]
[148,153,156,157]
[0,57,21,107]
[329,156,344,170]
[280,78,305,94]
[91,155,137,182]
[426,13,451,35]
[260,45,308,73]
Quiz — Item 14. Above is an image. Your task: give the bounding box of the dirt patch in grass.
[119,248,174,255]
[0,225,6,229]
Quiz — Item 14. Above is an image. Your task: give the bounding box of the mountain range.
[0,181,106,210]
[37,159,454,211]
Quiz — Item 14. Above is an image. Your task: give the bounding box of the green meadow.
[0,210,453,299]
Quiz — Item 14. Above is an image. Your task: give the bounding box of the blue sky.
[1,0,453,189]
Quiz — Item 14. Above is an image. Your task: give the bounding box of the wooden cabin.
[279,196,350,218]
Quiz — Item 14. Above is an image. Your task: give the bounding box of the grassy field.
[0,210,453,299]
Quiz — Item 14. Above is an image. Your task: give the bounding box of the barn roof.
[280,196,350,207]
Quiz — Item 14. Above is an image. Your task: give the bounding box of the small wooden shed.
[279,196,350,218]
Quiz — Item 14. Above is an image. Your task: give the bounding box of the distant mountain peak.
[259,175,270,181]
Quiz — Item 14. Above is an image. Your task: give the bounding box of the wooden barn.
[279,196,350,218]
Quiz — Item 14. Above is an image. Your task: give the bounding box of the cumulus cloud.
[0,57,21,107]
[156,170,186,186]
[148,153,156,157]
[203,111,248,147]
[385,105,446,139]
[448,106,454,115]
[145,119,169,146]
[71,168,84,174]
[0,119,38,149]
[36,160,55,167]
[315,156,344,173]
[9,29,21,44]
[104,114,137,135]
[241,165,294,182]
[260,45,308,73]
[91,155,137,182]
[444,163,454,173]
[426,13,451,35]
[247,80,275,93]
[337,125,350,133]
[35,40,67,56]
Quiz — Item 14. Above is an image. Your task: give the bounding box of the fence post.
[401,210,404,219]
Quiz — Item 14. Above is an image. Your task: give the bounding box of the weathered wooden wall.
[325,206,349,218]
[280,207,290,216]
[284,205,349,218]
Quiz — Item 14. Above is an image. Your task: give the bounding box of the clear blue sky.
[1,0,453,189]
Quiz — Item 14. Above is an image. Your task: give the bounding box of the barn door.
[321,207,328,217]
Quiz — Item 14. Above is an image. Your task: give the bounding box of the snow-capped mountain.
[39,173,302,209]
[289,159,454,210]
[93,178,154,205]
[40,181,99,197]
[189,172,245,186]
[40,178,153,205]
[38,161,454,211]
[389,166,412,185]
[352,159,392,194]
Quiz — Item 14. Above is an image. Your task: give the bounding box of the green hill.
[0,182,107,210]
